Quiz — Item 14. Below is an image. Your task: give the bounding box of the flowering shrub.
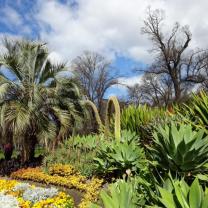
[0,179,74,208]
[11,164,103,208]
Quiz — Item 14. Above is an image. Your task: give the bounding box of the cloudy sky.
[0,0,208,98]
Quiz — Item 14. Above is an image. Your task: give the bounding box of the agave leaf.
[100,190,117,208]
[158,187,176,208]
[173,181,189,208]
[201,194,208,208]
[89,204,101,208]
[189,178,202,208]
[196,174,208,182]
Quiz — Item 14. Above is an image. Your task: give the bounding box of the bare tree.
[141,8,208,102]
[128,73,173,106]
[72,51,118,113]
[127,83,142,106]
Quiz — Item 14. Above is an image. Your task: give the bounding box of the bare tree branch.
[72,51,118,113]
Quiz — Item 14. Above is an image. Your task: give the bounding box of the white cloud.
[106,75,144,99]
[1,0,208,69]
[34,0,208,64]
[118,75,143,88]
[34,0,157,63]
[48,51,63,64]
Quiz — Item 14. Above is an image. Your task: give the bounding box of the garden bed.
[11,164,103,208]
[0,178,74,208]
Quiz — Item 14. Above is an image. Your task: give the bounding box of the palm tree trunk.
[21,134,37,163]
[52,133,61,152]
[3,131,13,160]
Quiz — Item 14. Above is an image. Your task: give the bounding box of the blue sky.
[0,0,208,98]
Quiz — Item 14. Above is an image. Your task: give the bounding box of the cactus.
[85,96,121,141]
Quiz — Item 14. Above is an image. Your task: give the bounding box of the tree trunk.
[172,78,181,102]
[21,135,37,163]
[3,130,13,160]
[3,143,13,161]
[52,133,62,152]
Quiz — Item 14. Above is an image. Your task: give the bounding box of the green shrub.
[43,134,101,177]
[150,122,208,175]
[94,131,147,177]
[121,105,165,144]
[68,134,101,150]
[155,176,208,208]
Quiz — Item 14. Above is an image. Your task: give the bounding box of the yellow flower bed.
[49,164,76,177]
[0,179,18,192]
[11,164,103,208]
[0,178,74,208]
[32,192,72,208]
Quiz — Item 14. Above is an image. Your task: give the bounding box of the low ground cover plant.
[0,178,74,208]
[11,164,103,208]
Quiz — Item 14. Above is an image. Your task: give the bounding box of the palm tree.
[0,38,84,162]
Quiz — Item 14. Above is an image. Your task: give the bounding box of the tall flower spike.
[105,96,121,141]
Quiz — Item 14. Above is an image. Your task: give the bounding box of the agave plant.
[94,131,147,177]
[90,179,138,208]
[150,122,208,175]
[0,38,84,162]
[156,176,208,208]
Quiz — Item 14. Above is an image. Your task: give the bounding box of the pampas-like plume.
[85,96,121,141]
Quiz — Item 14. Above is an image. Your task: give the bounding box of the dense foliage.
[121,105,165,144]
[177,91,208,133]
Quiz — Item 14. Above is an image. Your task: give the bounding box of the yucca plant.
[155,176,208,208]
[176,91,208,134]
[121,105,165,144]
[150,122,208,175]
